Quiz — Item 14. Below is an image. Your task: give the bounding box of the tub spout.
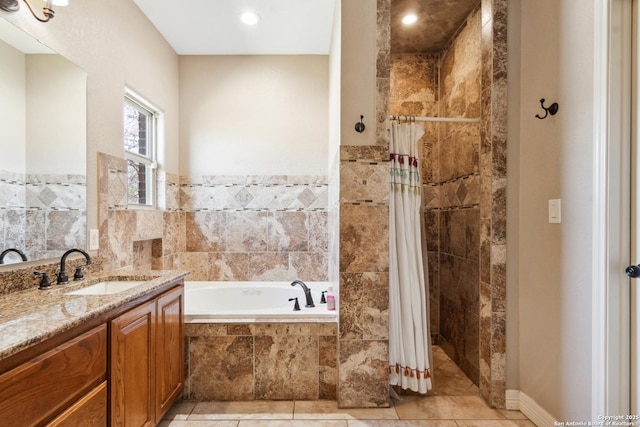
[291,280,315,308]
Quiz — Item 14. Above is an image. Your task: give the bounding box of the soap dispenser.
[326,285,336,311]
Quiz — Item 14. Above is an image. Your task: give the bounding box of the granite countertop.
[0,270,189,361]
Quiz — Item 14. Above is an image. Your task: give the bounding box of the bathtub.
[184,281,338,323]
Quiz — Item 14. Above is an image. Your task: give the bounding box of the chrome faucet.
[291,280,315,307]
[0,248,27,264]
[58,248,92,284]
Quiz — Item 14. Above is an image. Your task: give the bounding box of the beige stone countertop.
[0,270,189,361]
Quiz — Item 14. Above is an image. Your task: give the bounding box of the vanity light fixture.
[0,0,69,22]
[240,11,260,25]
[402,13,418,25]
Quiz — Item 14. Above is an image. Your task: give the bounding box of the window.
[123,90,159,207]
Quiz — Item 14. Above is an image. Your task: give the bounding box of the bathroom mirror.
[0,17,87,266]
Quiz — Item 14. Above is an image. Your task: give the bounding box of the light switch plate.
[89,229,99,250]
[548,199,561,223]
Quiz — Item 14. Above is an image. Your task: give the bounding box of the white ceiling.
[132,0,337,55]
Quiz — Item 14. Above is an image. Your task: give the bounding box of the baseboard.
[505,389,520,410]
[506,389,557,427]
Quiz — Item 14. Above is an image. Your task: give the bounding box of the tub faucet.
[0,248,27,264]
[291,280,315,308]
[58,248,92,284]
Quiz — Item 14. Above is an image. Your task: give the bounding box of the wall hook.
[535,98,559,119]
[354,115,365,133]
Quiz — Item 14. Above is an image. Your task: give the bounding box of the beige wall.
[178,55,329,177]
[1,0,180,231]
[508,0,595,420]
[340,0,376,147]
[0,47,85,175]
[0,39,26,171]
[26,55,85,175]
[329,0,342,160]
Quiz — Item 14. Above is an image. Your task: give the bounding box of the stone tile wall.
[97,153,177,272]
[436,6,482,385]
[176,175,328,281]
[479,0,508,409]
[184,322,337,400]
[0,170,86,263]
[337,145,390,409]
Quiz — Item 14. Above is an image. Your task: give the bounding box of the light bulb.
[240,11,260,25]
[402,13,418,25]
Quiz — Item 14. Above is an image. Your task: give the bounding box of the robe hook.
[535,98,559,119]
[355,115,365,133]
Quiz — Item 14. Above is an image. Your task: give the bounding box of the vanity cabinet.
[0,278,184,427]
[110,285,184,427]
[0,324,107,427]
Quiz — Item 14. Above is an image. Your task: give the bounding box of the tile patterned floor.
[160,347,535,427]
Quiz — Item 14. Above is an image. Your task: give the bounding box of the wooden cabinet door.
[155,286,185,421]
[110,301,156,427]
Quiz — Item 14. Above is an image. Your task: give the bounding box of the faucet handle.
[34,271,52,290]
[320,291,327,304]
[73,266,85,281]
[288,297,301,311]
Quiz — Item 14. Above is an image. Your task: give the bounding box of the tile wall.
[0,170,86,263]
[177,175,328,281]
[479,0,508,409]
[95,153,328,283]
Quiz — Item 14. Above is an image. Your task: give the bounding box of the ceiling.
[132,0,336,55]
[132,0,479,56]
[391,0,480,54]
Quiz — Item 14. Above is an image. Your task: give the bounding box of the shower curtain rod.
[390,115,481,123]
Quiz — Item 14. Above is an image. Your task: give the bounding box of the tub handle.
[288,297,301,311]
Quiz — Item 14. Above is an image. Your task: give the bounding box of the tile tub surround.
[98,152,329,280]
[185,322,337,401]
[179,175,328,282]
[0,269,188,360]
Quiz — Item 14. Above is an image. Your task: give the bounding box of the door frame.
[592,0,632,418]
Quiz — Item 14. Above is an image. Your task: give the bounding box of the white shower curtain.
[389,121,433,394]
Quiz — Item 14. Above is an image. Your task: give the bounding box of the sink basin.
[66,281,147,295]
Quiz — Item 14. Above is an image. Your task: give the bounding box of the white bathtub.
[184,281,338,323]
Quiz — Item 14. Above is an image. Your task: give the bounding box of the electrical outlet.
[89,229,99,250]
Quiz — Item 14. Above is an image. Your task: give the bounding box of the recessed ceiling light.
[402,13,418,25]
[240,11,261,25]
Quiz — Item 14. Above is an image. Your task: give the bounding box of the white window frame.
[123,87,161,209]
